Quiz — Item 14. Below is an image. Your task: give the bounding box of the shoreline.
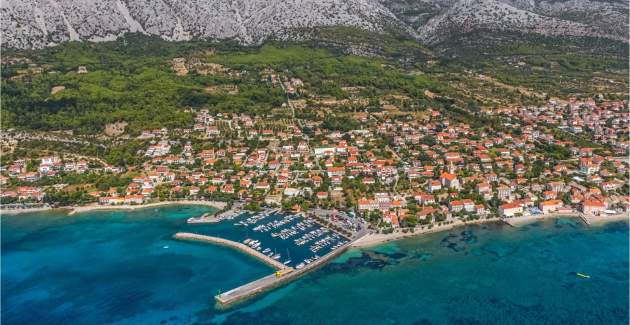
[583,212,629,225]
[67,200,228,215]
[0,206,56,216]
[352,218,501,248]
[352,213,629,248]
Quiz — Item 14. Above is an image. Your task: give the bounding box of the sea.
[2,205,628,324]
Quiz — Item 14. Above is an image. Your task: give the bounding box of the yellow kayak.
[576,273,590,279]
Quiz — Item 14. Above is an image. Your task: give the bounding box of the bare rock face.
[1,0,627,49]
[382,0,628,45]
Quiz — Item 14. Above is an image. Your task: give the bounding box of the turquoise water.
[2,207,628,324]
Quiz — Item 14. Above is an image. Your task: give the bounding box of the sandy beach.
[67,200,227,215]
[583,212,629,225]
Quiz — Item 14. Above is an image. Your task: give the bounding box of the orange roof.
[540,199,562,206]
[440,172,457,181]
[583,200,605,207]
[500,202,521,209]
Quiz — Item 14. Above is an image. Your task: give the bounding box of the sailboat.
[283,248,292,265]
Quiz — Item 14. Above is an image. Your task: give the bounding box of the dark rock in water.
[321,251,397,273]
[447,242,465,252]
[387,252,407,260]
[460,230,477,244]
[416,253,433,261]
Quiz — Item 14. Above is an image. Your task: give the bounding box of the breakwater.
[173,232,287,270]
[213,232,363,308]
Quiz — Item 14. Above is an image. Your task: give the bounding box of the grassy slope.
[1,31,627,136]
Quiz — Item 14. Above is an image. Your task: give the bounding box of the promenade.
[502,212,628,227]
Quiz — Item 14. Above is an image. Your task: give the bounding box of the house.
[17,186,45,201]
[499,202,523,217]
[547,181,564,193]
[462,199,475,212]
[581,200,606,215]
[427,180,442,193]
[327,167,345,177]
[124,195,144,205]
[497,185,511,201]
[579,158,599,175]
[358,198,379,211]
[283,187,300,197]
[414,193,435,205]
[449,200,464,212]
[539,199,563,214]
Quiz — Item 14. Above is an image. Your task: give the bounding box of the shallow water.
[2,209,628,324]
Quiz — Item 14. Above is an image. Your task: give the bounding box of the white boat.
[283,259,292,265]
[296,263,305,269]
[272,254,281,260]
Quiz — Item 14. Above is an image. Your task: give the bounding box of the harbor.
[177,207,367,308]
[214,236,359,308]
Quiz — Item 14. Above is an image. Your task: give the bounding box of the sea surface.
[2,206,628,324]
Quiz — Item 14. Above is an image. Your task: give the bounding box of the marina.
[214,232,359,308]
[180,208,366,308]
[191,209,352,269]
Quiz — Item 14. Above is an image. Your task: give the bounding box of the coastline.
[352,218,502,248]
[67,200,227,215]
[583,212,629,225]
[0,206,57,216]
[352,213,629,249]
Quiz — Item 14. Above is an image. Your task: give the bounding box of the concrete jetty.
[187,203,243,224]
[172,232,287,270]
[187,213,223,224]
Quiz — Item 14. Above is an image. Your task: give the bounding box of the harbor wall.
[172,232,287,270]
[214,235,358,309]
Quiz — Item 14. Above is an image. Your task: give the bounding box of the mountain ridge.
[1,0,627,49]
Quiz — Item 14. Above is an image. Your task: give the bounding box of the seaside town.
[1,29,629,320]
[1,68,628,235]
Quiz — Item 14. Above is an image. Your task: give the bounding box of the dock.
[187,212,223,224]
[172,232,288,270]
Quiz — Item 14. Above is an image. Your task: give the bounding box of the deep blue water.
[2,207,628,324]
